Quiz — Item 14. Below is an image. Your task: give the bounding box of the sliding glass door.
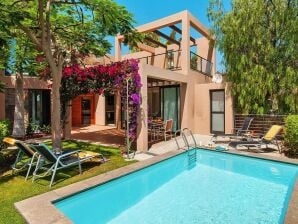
[210,90,225,134]
[161,86,180,132]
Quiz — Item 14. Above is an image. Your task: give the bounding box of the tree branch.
[46,0,52,45]
[18,23,42,50]
[38,0,46,47]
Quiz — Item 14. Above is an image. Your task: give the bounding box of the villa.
[0,9,297,224]
[0,11,233,151]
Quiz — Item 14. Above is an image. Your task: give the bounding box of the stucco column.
[137,65,148,152]
[180,78,195,131]
[181,12,191,75]
[115,36,122,61]
[95,95,106,125]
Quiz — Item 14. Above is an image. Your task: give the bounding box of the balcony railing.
[134,50,212,76]
[190,51,212,76]
[137,50,182,70]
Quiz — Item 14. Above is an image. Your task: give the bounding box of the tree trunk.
[12,72,25,138]
[115,91,122,130]
[63,100,72,140]
[51,69,62,149]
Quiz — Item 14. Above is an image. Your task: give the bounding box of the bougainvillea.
[61,59,141,142]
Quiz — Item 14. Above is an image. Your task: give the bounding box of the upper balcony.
[115,10,215,77]
[133,50,212,76]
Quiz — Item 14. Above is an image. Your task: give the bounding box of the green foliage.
[40,124,51,134]
[26,120,41,136]
[165,30,178,45]
[208,0,298,114]
[0,0,139,64]
[284,115,298,156]
[0,120,10,137]
[190,54,198,70]
[0,119,10,150]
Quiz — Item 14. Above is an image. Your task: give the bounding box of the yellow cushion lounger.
[2,137,39,180]
[228,125,283,153]
[78,151,108,162]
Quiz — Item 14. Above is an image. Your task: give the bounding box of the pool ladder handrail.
[175,128,197,165]
[181,128,197,151]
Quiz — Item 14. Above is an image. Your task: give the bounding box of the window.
[210,90,225,133]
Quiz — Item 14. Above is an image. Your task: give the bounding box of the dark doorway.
[210,90,225,134]
[81,97,91,125]
[105,94,115,125]
[28,89,51,126]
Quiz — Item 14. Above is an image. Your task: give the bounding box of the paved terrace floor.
[70,125,294,161]
[71,125,125,147]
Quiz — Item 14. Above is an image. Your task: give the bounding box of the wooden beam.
[137,43,155,54]
[170,25,196,44]
[144,37,167,49]
[153,30,180,46]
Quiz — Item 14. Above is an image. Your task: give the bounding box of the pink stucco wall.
[0,76,51,89]
[194,82,234,135]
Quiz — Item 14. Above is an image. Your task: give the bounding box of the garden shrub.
[284,115,298,156]
[0,119,10,137]
[0,119,10,149]
[0,119,11,164]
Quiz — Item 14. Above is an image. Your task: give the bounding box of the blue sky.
[110,0,231,72]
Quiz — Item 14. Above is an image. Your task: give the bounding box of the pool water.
[55,149,297,224]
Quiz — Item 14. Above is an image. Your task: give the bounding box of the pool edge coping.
[14,150,183,224]
[14,149,298,224]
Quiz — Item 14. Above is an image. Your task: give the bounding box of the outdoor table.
[149,119,164,141]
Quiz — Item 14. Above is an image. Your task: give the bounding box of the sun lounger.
[30,143,107,187]
[2,137,39,180]
[228,125,283,153]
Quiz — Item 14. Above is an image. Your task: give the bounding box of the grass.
[0,140,136,224]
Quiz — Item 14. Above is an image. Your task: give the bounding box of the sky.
[109,0,231,72]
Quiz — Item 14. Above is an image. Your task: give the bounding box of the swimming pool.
[55,149,297,224]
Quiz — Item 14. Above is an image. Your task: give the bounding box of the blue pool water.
[55,149,297,224]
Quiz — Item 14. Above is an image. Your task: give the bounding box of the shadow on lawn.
[0,141,123,187]
[0,159,109,187]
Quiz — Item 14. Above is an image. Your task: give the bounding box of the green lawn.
[0,140,135,224]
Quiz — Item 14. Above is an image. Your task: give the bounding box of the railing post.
[200,57,202,73]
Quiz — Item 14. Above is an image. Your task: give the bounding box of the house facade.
[0,10,234,151]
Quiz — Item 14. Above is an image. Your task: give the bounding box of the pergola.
[115,10,215,67]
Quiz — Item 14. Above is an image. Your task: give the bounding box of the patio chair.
[30,143,107,187]
[158,119,173,141]
[213,117,254,141]
[2,137,39,180]
[228,125,283,153]
[234,117,254,136]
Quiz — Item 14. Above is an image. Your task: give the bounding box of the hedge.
[284,115,298,156]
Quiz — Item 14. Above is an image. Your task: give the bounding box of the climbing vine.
[61,59,141,141]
